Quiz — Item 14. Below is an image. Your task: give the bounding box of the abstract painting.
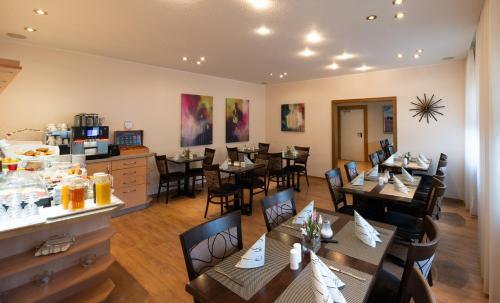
[181,93,213,147]
[226,98,249,143]
[383,105,393,133]
[281,103,305,132]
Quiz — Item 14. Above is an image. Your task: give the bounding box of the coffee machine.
[71,126,110,160]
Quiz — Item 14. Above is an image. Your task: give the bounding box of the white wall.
[266,61,465,199]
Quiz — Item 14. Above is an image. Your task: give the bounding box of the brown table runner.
[274,212,339,238]
[205,237,291,300]
[275,255,373,303]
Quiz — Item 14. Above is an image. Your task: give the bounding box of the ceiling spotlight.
[335,52,355,60]
[255,26,271,36]
[279,74,284,78]
[283,72,287,76]
[393,0,403,5]
[397,53,403,58]
[200,57,205,61]
[299,47,316,57]
[395,12,405,19]
[196,61,201,65]
[24,27,36,32]
[247,0,270,10]
[327,63,339,70]
[33,9,48,15]
[414,53,420,59]
[416,49,424,53]
[182,56,188,61]
[269,73,273,76]
[366,15,377,21]
[356,65,372,72]
[306,30,323,43]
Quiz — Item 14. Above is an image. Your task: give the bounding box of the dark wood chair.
[369,151,381,167]
[287,146,310,187]
[267,152,292,191]
[179,211,243,281]
[188,148,216,190]
[343,161,358,182]
[258,142,270,153]
[226,147,239,162]
[325,168,354,215]
[377,149,387,162]
[368,216,440,303]
[380,138,390,150]
[239,153,270,214]
[261,189,297,232]
[385,144,396,157]
[400,267,436,303]
[155,154,187,204]
[203,164,243,218]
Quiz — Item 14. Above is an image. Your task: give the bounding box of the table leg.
[286,159,292,188]
[186,163,195,198]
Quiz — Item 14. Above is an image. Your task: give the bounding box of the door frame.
[331,96,398,169]
[337,105,368,162]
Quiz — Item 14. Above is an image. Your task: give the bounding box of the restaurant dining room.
[0,0,499,302]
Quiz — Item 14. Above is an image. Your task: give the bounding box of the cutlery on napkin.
[310,251,347,303]
[418,153,430,163]
[385,155,395,164]
[243,156,253,165]
[235,234,265,269]
[393,175,410,193]
[417,157,427,168]
[328,266,366,282]
[293,201,314,225]
[367,166,379,178]
[351,172,365,186]
[221,159,229,170]
[401,167,415,183]
[354,211,382,248]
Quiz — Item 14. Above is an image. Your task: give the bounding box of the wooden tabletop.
[281,152,308,160]
[167,155,206,164]
[220,163,265,175]
[381,156,431,173]
[185,210,396,303]
[237,148,266,154]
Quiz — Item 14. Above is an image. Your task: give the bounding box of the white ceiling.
[0,0,484,84]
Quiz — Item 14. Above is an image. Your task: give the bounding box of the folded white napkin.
[293,201,314,225]
[393,175,410,193]
[354,211,381,248]
[418,153,429,163]
[368,166,379,178]
[244,156,253,165]
[235,234,265,268]
[221,159,229,170]
[385,155,395,163]
[351,172,365,186]
[417,157,427,168]
[401,167,415,182]
[310,251,346,303]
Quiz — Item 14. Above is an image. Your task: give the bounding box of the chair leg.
[177,179,181,194]
[204,194,210,218]
[192,175,196,193]
[249,188,254,214]
[297,172,301,190]
[221,196,225,216]
[166,181,170,204]
[428,270,434,286]
[305,169,310,186]
[157,180,162,200]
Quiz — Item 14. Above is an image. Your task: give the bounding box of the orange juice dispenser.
[94,173,112,205]
[69,179,86,210]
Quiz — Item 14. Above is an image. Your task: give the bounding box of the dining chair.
[368,216,440,303]
[343,161,358,182]
[188,148,216,190]
[385,144,396,157]
[202,164,243,218]
[369,151,381,167]
[400,267,436,303]
[287,146,311,186]
[261,188,297,232]
[267,152,293,191]
[239,153,270,214]
[226,147,239,162]
[377,149,387,162]
[155,154,187,204]
[325,168,353,215]
[179,211,243,281]
[258,142,270,153]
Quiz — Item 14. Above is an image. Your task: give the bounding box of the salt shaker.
[293,243,302,262]
[290,249,300,270]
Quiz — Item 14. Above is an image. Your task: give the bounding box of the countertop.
[86,152,155,163]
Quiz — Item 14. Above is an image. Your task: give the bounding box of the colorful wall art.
[181,93,213,147]
[383,105,393,133]
[281,103,305,132]
[226,98,250,143]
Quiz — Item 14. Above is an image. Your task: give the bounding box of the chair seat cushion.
[239,177,265,189]
[385,211,423,239]
[187,167,204,176]
[163,172,186,180]
[287,164,306,172]
[269,169,290,176]
[337,205,355,216]
[367,269,400,303]
[213,183,242,195]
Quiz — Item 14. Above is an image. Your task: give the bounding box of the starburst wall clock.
[410,93,445,123]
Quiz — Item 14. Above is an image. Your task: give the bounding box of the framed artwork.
[281,103,305,132]
[226,98,249,143]
[383,105,393,133]
[181,93,213,147]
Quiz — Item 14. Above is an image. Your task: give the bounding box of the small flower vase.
[320,220,334,239]
[302,233,321,253]
[403,158,409,166]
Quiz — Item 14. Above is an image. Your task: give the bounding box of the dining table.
[380,154,432,174]
[185,209,396,303]
[281,151,308,192]
[237,147,266,161]
[167,154,206,197]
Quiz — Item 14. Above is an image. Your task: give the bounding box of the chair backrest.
[325,169,347,211]
[424,177,446,219]
[258,143,270,153]
[400,267,436,303]
[203,148,216,165]
[155,154,169,176]
[293,146,310,165]
[369,152,380,167]
[343,161,358,182]
[268,152,283,172]
[439,153,448,161]
[376,149,387,162]
[179,211,243,281]
[380,139,390,149]
[254,153,270,177]
[435,159,448,175]
[385,144,395,156]
[226,147,239,162]
[261,189,297,232]
[203,164,222,193]
[398,216,440,302]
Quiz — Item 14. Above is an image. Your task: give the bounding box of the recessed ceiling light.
[196,61,201,65]
[33,9,48,15]
[247,0,270,10]
[200,57,205,61]
[326,63,339,70]
[24,27,36,32]
[416,49,424,53]
[279,74,284,78]
[397,53,403,58]
[414,53,420,59]
[366,15,377,21]
[269,73,273,76]
[356,65,372,72]
[299,47,316,57]
[255,26,271,36]
[393,0,403,5]
[182,56,188,61]
[395,12,405,19]
[306,30,323,43]
[335,52,356,60]
[6,33,27,39]
[283,72,287,76]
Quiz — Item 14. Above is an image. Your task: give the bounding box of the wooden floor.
[109,163,488,303]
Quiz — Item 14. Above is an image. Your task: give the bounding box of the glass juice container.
[94,173,112,206]
[70,179,85,210]
[61,178,70,210]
